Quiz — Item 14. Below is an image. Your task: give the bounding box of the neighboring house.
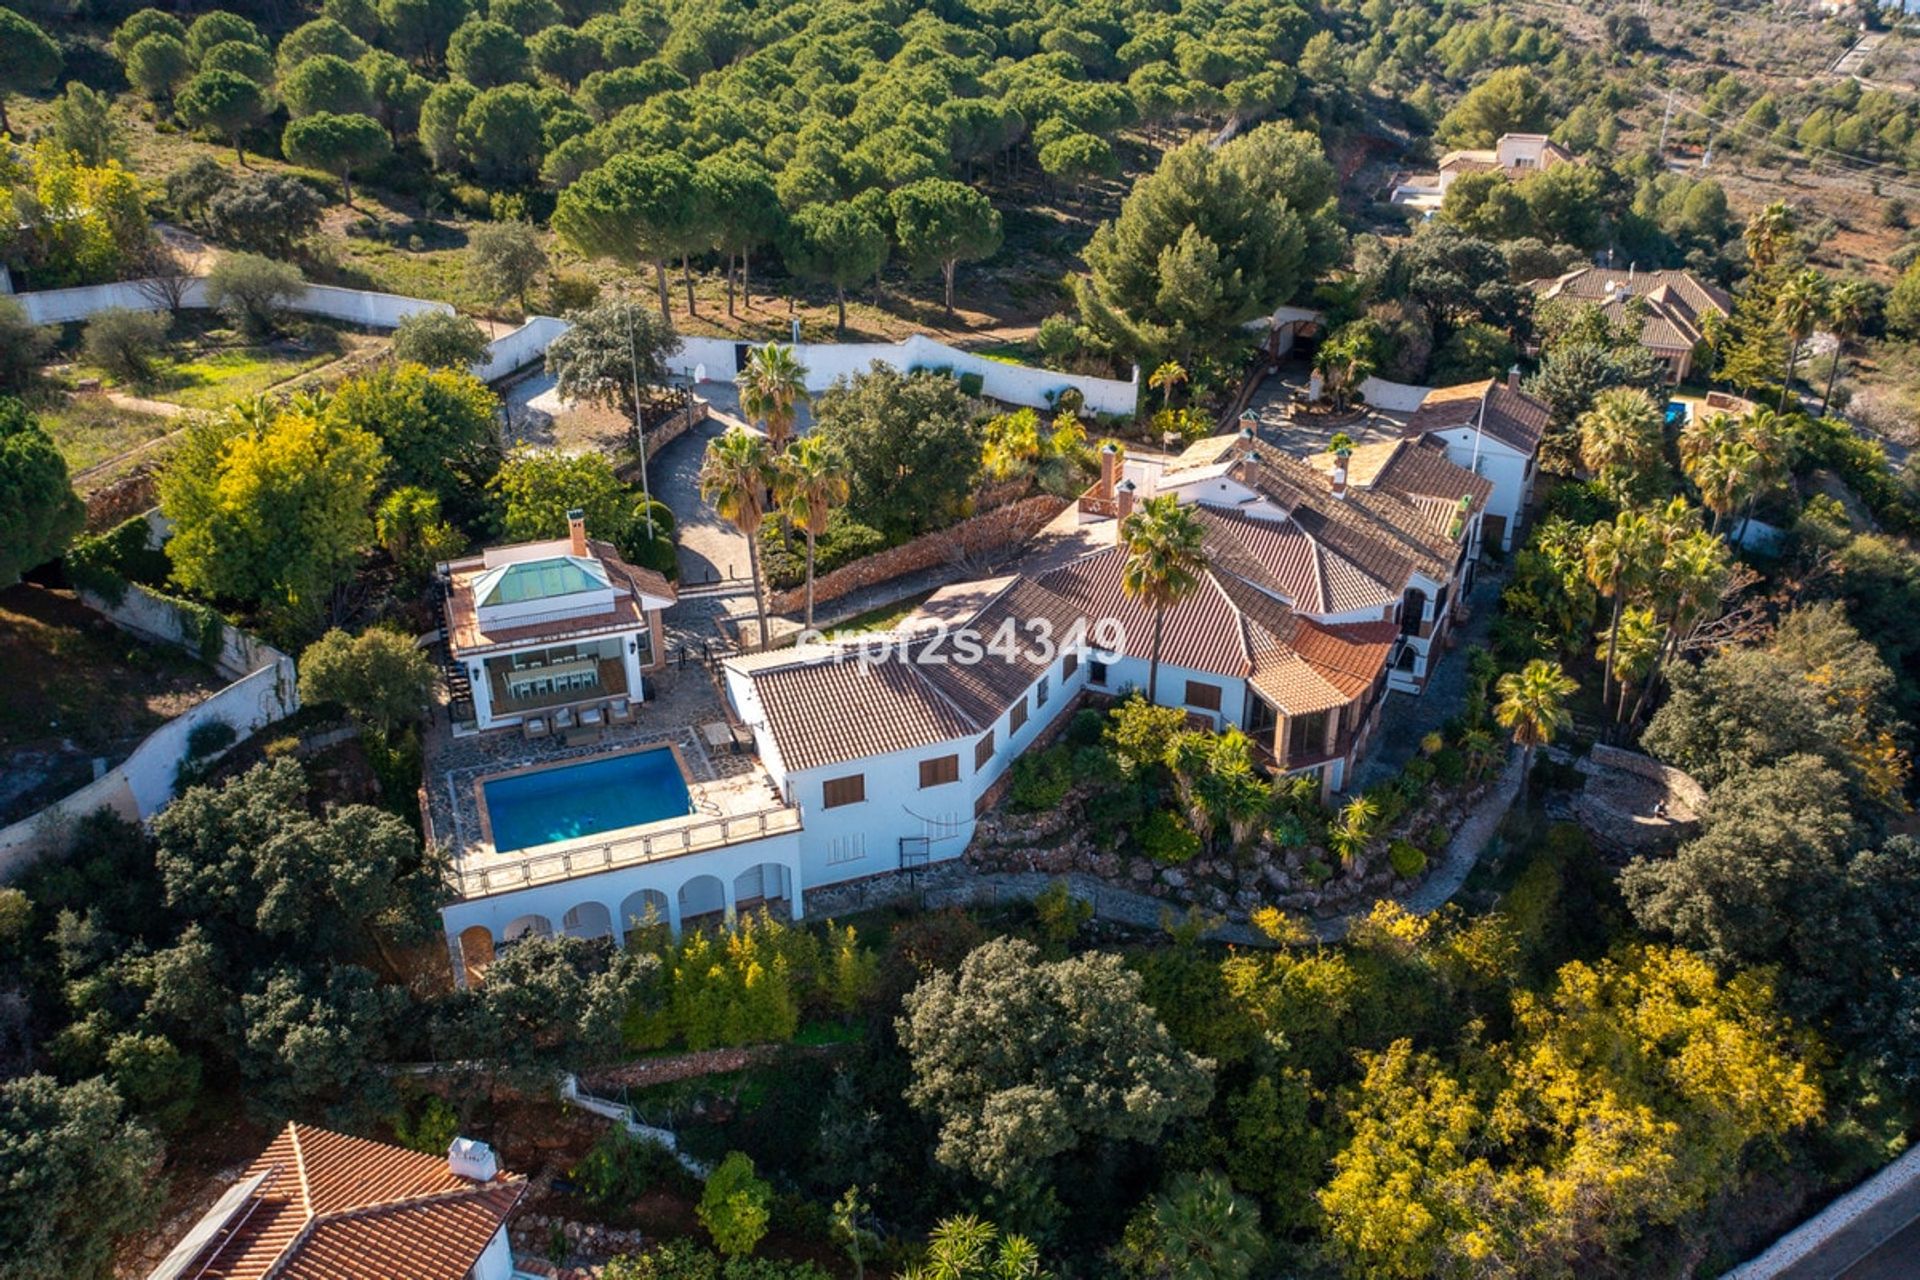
[1390,133,1576,210]
[1530,266,1733,383]
[439,510,677,732]
[1400,372,1551,552]
[147,1127,525,1280]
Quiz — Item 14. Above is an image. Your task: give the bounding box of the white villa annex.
[436,422,1541,977]
[439,510,677,733]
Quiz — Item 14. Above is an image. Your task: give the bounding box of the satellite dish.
[693,363,707,383]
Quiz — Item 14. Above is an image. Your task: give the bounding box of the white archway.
[620,888,671,940]
[733,863,792,917]
[677,874,728,927]
[561,901,614,942]
[503,913,553,942]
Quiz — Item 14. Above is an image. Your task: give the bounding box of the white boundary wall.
[0,585,298,879]
[666,331,1138,416]
[1358,375,1433,412]
[11,280,1135,408]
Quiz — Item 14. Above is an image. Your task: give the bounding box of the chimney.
[567,507,587,557]
[1114,479,1136,542]
[1236,446,1262,486]
[447,1137,498,1183]
[1331,446,1350,500]
[1507,364,1523,392]
[1098,441,1120,497]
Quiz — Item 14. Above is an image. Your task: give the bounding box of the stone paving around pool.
[425,664,767,863]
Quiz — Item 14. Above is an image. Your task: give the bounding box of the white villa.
[1391,132,1577,211]
[1400,371,1549,552]
[439,509,677,733]
[435,420,1539,978]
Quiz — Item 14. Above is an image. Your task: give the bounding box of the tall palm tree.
[1820,277,1873,416]
[1148,360,1188,410]
[774,435,849,631]
[1686,438,1761,535]
[1743,201,1795,273]
[1775,268,1828,412]
[699,428,777,647]
[739,343,810,451]
[1583,509,1657,715]
[1120,494,1209,705]
[1601,604,1665,725]
[1736,404,1786,532]
[1495,658,1578,801]
[1576,388,1662,503]
[1677,411,1740,471]
[1627,528,1730,727]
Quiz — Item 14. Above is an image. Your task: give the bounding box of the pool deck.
[424,664,780,882]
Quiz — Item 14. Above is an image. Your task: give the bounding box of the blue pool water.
[483,749,694,853]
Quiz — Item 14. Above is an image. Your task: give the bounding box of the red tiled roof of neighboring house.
[444,538,675,657]
[161,1124,524,1280]
[1532,267,1732,356]
[1403,381,1549,457]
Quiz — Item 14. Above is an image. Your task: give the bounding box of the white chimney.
[567,507,587,558]
[448,1137,498,1182]
[1331,446,1351,500]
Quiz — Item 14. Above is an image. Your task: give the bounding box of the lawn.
[824,589,936,637]
[61,313,386,413]
[33,391,177,478]
[0,583,225,825]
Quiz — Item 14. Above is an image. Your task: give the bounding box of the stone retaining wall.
[768,494,1067,615]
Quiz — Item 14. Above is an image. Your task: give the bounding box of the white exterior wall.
[1088,654,1250,733]
[462,626,650,731]
[1427,427,1531,551]
[439,824,804,947]
[668,332,1139,417]
[1357,375,1433,413]
[472,314,569,382]
[470,1227,513,1280]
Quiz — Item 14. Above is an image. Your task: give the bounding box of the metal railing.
[452,804,803,899]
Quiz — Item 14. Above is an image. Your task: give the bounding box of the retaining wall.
[767,494,1068,615]
[0,586,298,878]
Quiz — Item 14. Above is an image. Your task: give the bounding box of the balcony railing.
[451,804,803,899]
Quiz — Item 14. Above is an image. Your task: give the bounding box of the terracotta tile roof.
[1532,267,1731,359]
[1038,546,1253,678]
[1403,381,1549,456]
[916,578,1092,724]
[163,1124,524,1280]
[744,650,980,774]
[444,537,675,658]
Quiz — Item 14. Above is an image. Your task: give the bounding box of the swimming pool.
[481,747,694,853]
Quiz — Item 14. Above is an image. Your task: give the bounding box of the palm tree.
[739,343,810,451]
[775,435,849,631]
[1327,793,1381,866]
[1119,494,1209,705]
[1495,658,1578,801]
[1576,388,1662,503]
[1677,411,1740,471]
[1820,277,1873,416]
[699,428,777,647]
[1685,438,1760,535]
[1743,201,1795,273]
[1775,268,1827,412]
[1626,528,1729,727]
[1583,509,1657,716]
[1601,604,1664,725]
[1148,360,1188,409]
[1150,1171,1266,1280]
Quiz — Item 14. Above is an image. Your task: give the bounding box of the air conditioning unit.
[447,1137,498,1182]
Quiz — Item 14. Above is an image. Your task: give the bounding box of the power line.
[1652,87,1920,200]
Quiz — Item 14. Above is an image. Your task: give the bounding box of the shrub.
[83,308,170,384]
[1304,858,1332,884]
[1388,839,1428,878]
[389,309,489,370]
[297,627,436,738]
[1140,809,1199,865]
[957,370,985,396]
[1066,707,1105,747]
[1431,747,1466,786]
[758,511,887,590]
[1033,879,1092,948]
[64,515,169,601]
[1008,745,1072,812]
[204,252,303,337]
[573,1129,690,1210]
[698,1152,772,1258]
[185,719,236,759]
[1403,756,1434,786]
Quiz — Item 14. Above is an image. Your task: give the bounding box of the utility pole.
[1657,86,1675,158]
[626,309,656,540]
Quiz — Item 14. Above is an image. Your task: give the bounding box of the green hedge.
[64,515,170,605]
[759,511,889,591]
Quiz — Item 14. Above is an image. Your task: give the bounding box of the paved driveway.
[650,414,755,587]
